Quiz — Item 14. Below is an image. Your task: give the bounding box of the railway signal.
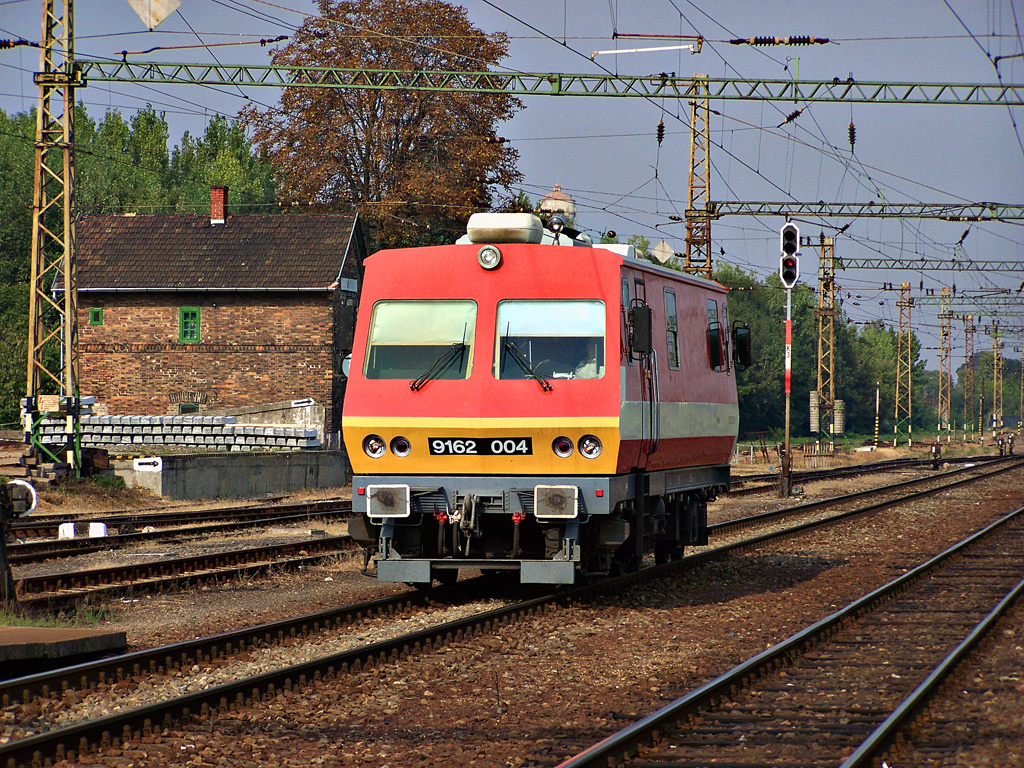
[779,223,800,288]
[778,222,801,496]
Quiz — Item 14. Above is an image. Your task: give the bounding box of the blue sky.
[2,0,1023,366]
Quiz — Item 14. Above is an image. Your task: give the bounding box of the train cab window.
[494,300,606,380]
[707,298,725,371]
[363,300,476,380]
[664,288,680,369]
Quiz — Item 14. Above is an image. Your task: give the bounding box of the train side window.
[664,288,679,369]
[706,298,724,370]
[495,299,606,380]
[363,300,476,380]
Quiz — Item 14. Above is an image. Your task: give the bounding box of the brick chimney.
[210,186,228,225]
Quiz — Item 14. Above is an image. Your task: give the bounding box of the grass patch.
[92,474,127,490]
[38,474,155,513]
[0,602,112,628]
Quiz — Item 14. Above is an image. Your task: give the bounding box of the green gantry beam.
[840,258,1024,271]
[705,201,1024,220]
[913,295,1024,306]
[75,61,1024,105]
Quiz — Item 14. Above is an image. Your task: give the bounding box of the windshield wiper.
[503,341,552,391]
[410,343,467,391]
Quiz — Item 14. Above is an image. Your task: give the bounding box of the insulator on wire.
[484,136,508,144]
[848,122,856,149]
[729,36,829,46]
[656,120,665,145]
[777,109,803,128]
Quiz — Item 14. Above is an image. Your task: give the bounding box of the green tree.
[0,105,278,426]
[241,0,522,249]
[0,109,35,427]
[76,106,171,213]
[0,109,34,284]
[838,322,896,437]
[627,234,650,259]
[499,190,534,214]
[168,116,276,212]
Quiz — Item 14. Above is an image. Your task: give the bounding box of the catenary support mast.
[964,316,975,442]
[938,288,952,435]
[24,0,79,476]
[814,234,836,449]
[684,77,712,280]
[894,283,914,447]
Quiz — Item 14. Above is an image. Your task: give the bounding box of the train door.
[622,272,658,471]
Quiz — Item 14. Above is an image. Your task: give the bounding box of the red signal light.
[780,255,799,288]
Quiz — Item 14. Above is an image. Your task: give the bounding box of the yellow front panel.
[345,417,620,475]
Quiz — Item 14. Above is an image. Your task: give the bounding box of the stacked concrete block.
[38,413,322,452]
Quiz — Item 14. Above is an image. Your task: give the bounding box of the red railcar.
[343,213,749,584]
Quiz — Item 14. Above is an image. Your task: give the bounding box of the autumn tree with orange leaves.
[241,0,522,248]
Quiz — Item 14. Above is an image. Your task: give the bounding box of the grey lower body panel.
[377,558,575,585]
[377,557,432,583]
[356,466,729,585]
[520,560,575,584]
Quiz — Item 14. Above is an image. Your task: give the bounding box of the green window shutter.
[179,307,201,343]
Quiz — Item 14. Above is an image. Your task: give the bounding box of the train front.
[343,213,623,584]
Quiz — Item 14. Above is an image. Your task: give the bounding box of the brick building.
[74,188,367,433]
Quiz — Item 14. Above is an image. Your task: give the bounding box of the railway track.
[9,496,349,540]
[14,534,361,609]
[553,504,1024,768]
[710,454,1022,537]
[11,457,1012,609]
[7,454,975,544]
[6,505,352,566]
[727,452,999,496]
[4,454,987,565]
[2,457,1020,767]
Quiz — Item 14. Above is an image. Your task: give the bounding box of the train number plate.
[428,437,533,456]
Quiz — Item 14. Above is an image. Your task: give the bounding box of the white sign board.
[126,0,181,30]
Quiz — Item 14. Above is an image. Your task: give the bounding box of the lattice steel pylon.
[963,316,975,442]
[24,0,80,474]
[815,234,837,448]
[894,282,914,447]
[938,288,952,433]
[1018,347,1023,438]
[683,76,712,280]
[992,333,1003,436]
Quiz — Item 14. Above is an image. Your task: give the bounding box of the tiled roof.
[75,213,362,291]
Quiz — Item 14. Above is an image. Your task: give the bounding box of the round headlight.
[478,245,502,270]
[579,434,603,459]
[390,436,411,457]
[552,436,574,458]
[363,434,386,459]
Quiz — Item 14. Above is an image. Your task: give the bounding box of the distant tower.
[538,184,576,227]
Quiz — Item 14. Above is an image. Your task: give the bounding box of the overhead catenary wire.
[4,1,1022,321]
